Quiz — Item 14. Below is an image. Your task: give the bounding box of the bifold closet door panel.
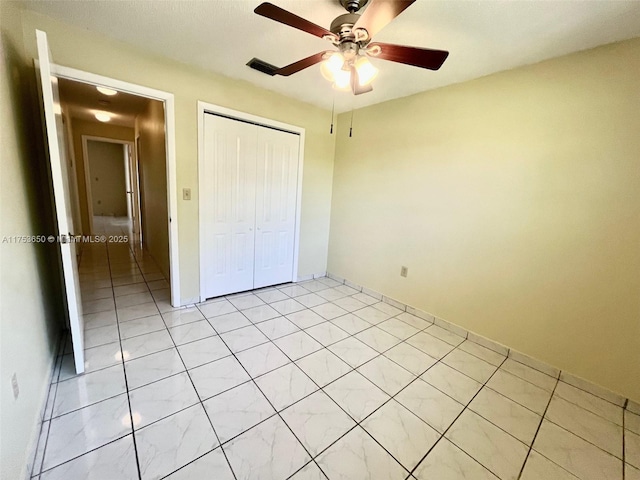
[202,114,258,298]
[253,127,301,288]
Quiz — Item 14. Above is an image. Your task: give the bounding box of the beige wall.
[0,2,63,478]
[328,38,640,401]
[18,8,336,303]
[136,100,170,279]
[86,140,128,216]
[69,118,134,233]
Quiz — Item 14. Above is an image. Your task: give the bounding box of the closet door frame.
[197,101,305,302]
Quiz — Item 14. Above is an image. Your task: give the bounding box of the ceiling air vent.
[246,58,279,76]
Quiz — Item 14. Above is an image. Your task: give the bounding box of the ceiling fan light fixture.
[321,52,345,82]
[354,57,378,86]
[94,112,112,122]
[333,69,351,90]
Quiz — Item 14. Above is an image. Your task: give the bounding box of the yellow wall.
[329,38,640,401]
[0,2,63,478]
[69,118,134,233]
[86,140,128,216]
[18,8,336,303]
[136,100,170,279]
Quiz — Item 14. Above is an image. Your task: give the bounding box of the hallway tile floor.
[28,220,639,479]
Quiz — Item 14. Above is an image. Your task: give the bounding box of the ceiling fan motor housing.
[339,0,368,13]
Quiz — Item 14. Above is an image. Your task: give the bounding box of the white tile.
[396,311,432,330]
[228,294,265,310]
[81,286,113,302]
[295,348,352,387]
[324,371,390,422]
[363,399,439,470]
[121,330,173,361]
[305,322,350,346]
[467,332,509,357]
[168,319,216,345]
[355,327,401,352]
[198,299,237,318]
[328,337,379,368]
[500,358,557,391]
[281,390,355,456]
[84,311,118,330]
[443,348,497,383]
[117,302,159,322]
[255,316,300,340]
[627,463,640,480]
[84,324,119,348]
[446,410,529,480]
[161,308,204,327]
[396,379,464,433]
[407,332,455,359]
[136,404,218,480]
[351,292,379,305]
[353,306,393,325]
[295,293,327,308]
[459,340,506,366]
[40,435,138,480]
[421,363,482,404]
[414,438,499,480]
[316,277,342,288]
[383,343,436,377]
[316,287,349,302]
[83,298,115,314]
[334,285,358,296]
[43,395,130,471]
[627,410,640,436]
[627,430,640,468]
[357,355,415,396]
[487,370,552,415]
[287,309,328,329]
[224,415,310,480]
[189,355,250,400]
[316,426,407,480]
[242,304,281,324]
[129,372,199,428]
[164,447,234,480]
[125,348,185,389]
[469,387,541,445]
[114,283,148,296]
[254,363,318,411]
[207,311,251,333]
[546,396,623,458]
[274,331,323,360]
[220,325,269,353]
[560,372,625,406]
[533,420,622,480]
[53,364,126,417]
[300,280,332,292]
[554,381,623,425]
[289,461,327,480]
[377,317,420,340]
[236,342,290,377]
[277,284,311,297]
[331,295,367,312]
[255,289,289,304]
[330,313,372,335]
[371,301,403,317]
[203,381,275,443]
[115,292,154,308]
[83,342,124,373]
[311,303,349,320]
[118,315,166,340]
[177,335,231,369]
[520,451,580,480]
[31,420,49,476]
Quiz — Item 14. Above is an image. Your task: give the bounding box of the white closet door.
[254,127,300,288]
[202,114,258,298]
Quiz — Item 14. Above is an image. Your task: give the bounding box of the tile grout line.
[516,375,560,480]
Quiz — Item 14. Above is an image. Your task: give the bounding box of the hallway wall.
[0,2,64,478]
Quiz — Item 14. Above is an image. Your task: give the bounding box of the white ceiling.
[22,0,640,113]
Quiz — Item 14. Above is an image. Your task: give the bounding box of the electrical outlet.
[400,266,408,277]
[11,373,19,400]
[182,188,191,201]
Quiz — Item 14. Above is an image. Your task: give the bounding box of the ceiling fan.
[247,0,449,95]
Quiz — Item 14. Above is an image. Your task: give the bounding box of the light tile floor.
[28,218,639,480]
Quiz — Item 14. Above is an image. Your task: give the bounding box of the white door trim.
[81,135,134,234]
[197,101,306,302]
[52,63,181,307]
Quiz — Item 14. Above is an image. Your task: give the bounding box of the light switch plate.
[183,188,191,201]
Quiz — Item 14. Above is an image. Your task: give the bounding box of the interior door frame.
[197,101,306,302]
[52,63,182,307]
[81,135,134,233]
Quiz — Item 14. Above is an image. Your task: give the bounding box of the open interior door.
[35,29,85,374]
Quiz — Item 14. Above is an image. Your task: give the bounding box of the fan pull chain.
[349,107,354,138]
[330,96,335,135]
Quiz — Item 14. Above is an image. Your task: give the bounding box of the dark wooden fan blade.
[353,0,416,39]
[350,66,374,95]
[368,42,449,70]
[255,2,334,39]
[275,51,329,76]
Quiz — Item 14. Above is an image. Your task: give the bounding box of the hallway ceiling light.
[96,86,118,96]
[95,112,111,122]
